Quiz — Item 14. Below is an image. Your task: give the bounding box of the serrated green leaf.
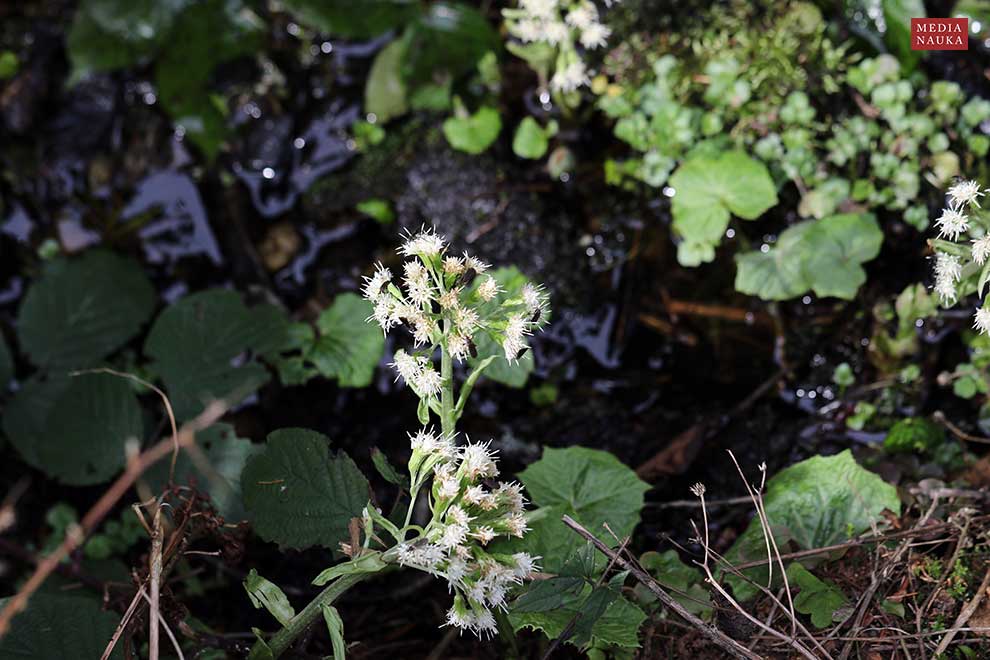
[787,563,848,628]
[242,428,370,551]
[520,446,650,542]
[17,251,155,370]
[244,569,295,627]
[724,450,900,600]
[0,594,123,659]
[442,106,501,155]
[144,289,290,420]
[307,293,385,387]
[883,417,945,454]
[4,372,142,485]
[146,423,262,521]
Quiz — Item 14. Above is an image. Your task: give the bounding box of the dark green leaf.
[282,0,419,39]
[242,428,370,551]
[882,0,925,71]
[0,594,123,659]
[144,289,290,420]
[17,251,155,370]
[4,372,142,485]
[511,577,585,613]
[401,3,499,86]
[510,587,645,649]
[883,417,945,454]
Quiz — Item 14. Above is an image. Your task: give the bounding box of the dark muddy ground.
[2,1,990,658]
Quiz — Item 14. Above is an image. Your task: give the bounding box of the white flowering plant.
[246,228,550,656]
[502,0,619,110]
[928,179,990,334]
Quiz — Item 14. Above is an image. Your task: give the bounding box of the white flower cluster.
[393,428,539,637]
[504,0,619,93]
[363,228,550,391]
[929,179,990,333]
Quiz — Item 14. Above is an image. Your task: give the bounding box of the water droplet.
[802,295,811,304]
[539,91,550,104]
[262,167,276,179]
[143,92,156,105]
[760,244,770,253]
[321,41,333,54]
[287,22,301,36]
[796,389,806,397]
[559,172,570,183]
[366,113,378,124]
[725,228,735,238]
[662,186,675,198]
[293,137,306,149]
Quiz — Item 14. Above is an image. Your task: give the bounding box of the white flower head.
[511,552,540,580]
[478,276,501,302]
[400,228,446,258]
[472,608,497,638]
[948,179,984,208]
[514,18,543,43]
[414,363,443,397]
[438,523,469,549]
[565,3,598,30]
[580,21,611,49]
[463,253,490,274]
[551,60,589,93]
[445,595,473,631]
[544,20,570,45]
[975,306,990,335]
[502,313,531,362]
[933,253,962,304]
[390,349,419,383]
[460,441,499,480]
[443,255,466,275]
[448,332,471,362]
[470,525,497,545]
[973,235,990,265]
[935,206,970,240]
[362,263,392,303]
[520,0,558,20]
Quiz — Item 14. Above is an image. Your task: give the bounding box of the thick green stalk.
[440,325,455,438]
[266,573,370,657]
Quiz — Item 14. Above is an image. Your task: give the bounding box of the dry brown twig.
[0,399,227,637]
[561,515,763,660]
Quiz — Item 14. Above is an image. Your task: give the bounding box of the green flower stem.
[440,329,455,438]
[266,572,372,658]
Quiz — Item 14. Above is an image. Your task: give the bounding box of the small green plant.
[244,228,551,653]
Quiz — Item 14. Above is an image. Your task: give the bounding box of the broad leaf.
[0,332,12,390]
[310,294,385,387]
[365,39,409,123]
[17,251,155,370]
[442,106,501,155]
[144,289,290,420]
[0,594,123,659]
[735,213,882,301]
[669,151,778,266]
[787,563,848,628]
[282,0,418,39]
[401,2,498,86]
[636,550,711,616]
[510,586,645,649]
[4,372,142,485]
[519,446,650,542]
[724,450,900,599]
[242,428,370,551]
[512,117,554,159]
[882,0,925,71]
[146,423,262,521]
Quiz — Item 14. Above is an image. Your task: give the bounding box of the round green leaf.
[513,117,550,159]
[442,106,502,155]
[0,594,122,659]
[17,251,155,370]
[3,372,142,485]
